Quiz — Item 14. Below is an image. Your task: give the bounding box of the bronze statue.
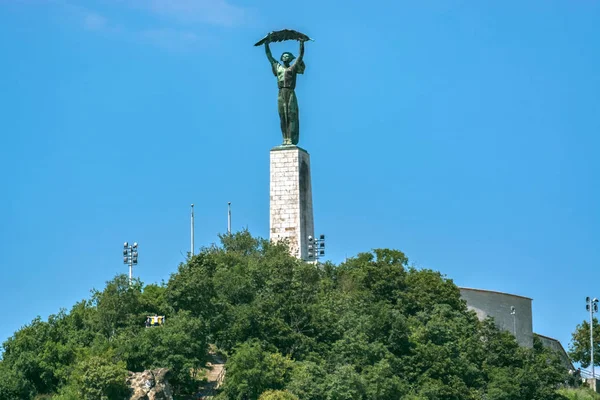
[255,30,312,146]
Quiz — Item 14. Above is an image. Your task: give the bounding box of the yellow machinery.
[145,315,165,327]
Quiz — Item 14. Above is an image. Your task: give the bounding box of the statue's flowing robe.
[272,60,305,145]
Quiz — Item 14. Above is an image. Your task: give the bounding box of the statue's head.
[280,52,295,63]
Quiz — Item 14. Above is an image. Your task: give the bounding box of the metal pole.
[228,202,231,235]
[591,299,595,379]
[510,307,516,336]
[127,244,133,286]
[191,204,195,256]
[509,306,517,344]
[129,255,132,285]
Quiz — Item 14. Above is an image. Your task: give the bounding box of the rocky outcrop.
[127,368,173,400]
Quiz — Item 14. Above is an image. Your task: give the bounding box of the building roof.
[459,287,533,301]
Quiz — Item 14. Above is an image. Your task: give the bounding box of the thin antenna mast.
[227,202,232,235]
[191,204,195,256]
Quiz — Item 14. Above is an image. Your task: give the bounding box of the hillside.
[0,231,573,399]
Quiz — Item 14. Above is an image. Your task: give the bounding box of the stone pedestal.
[270,146,314,260]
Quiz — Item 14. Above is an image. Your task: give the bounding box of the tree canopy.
[0,231,570,399]
[569,317,600,369]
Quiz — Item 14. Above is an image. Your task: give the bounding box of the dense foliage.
[0,231,570,399]
[558,387,600,400]
[569,318,600,368]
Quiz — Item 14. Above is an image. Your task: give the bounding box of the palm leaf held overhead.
[254,29,313,46]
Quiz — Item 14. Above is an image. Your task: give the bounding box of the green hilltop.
[0,231,578,399]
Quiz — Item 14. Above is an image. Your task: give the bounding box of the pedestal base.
[269,145,315,260]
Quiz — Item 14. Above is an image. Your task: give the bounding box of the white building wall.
[460,287,533,348]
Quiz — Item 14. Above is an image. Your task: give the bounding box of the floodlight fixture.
[122,241,139,285]
[307,233,326,262]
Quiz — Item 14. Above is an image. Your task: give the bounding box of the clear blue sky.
[1,0,599,358]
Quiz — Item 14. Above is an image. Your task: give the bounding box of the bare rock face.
[127,368,173,400]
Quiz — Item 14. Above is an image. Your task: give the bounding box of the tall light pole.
[228,202,232,235]
[586,296,599,379]
[510,306,516,336]
[123,242,138,285]
[191,204,195,256]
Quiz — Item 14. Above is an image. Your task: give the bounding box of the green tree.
[519,337,569,400]
[115,310,207,393]
[0,363,33,400]
[90,275,145,339]
[69,353,129,400]
[167,252,219,322]
[402,268,465,315]
[259,389,299,400]
[335,249,407,304]
[0,315,73,395]
[285,361,326,400]
[220,340,293,400]
[362,359,409,399]
[324,364,365,400]
[140,283,170,317]
[569,318,600,368]
[558,387,600,400]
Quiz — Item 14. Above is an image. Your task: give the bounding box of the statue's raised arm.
[292,40,305,74]
[296,40,305,64]
[265,41,277,65]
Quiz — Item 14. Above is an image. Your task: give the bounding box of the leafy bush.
[558,387,600,400]
[259,389,299,400]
